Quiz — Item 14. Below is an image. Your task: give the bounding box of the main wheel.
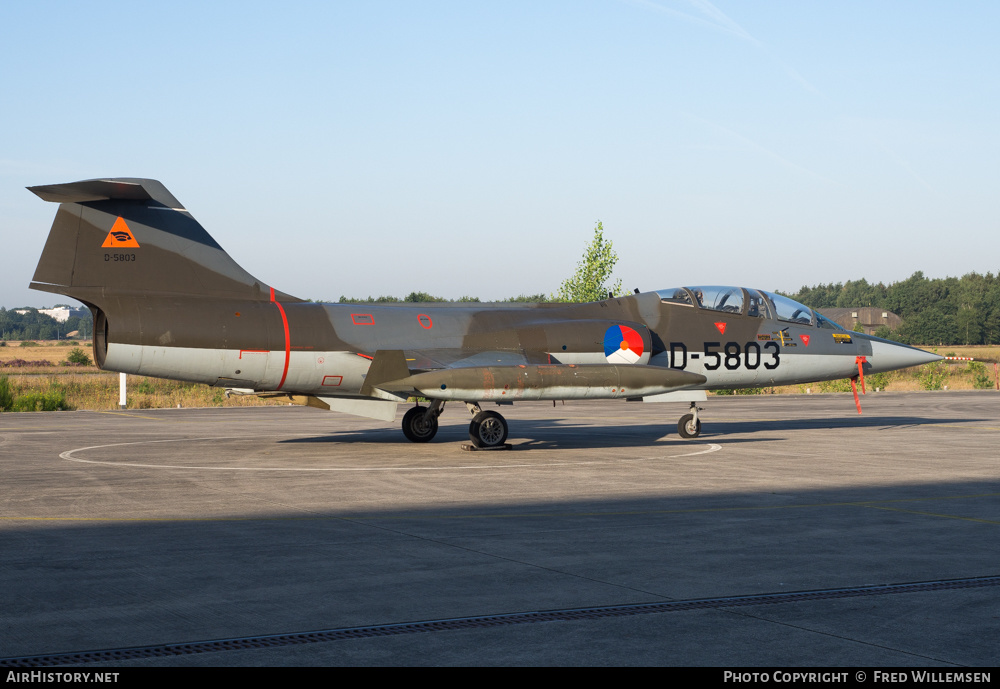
[402,406,438,443]
[468,410,508,448]
[677,413,701,439]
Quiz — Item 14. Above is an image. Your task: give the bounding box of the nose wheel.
[677,402,702,438]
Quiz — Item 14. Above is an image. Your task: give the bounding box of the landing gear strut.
[677,401,702,439]
[402,400,444,443]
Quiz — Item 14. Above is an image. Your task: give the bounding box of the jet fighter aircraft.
[27,178,942,448]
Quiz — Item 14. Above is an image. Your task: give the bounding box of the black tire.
[677,413,701,439]
[468,410,508,448]
[402,406,438,443]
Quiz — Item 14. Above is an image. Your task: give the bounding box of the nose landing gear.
[677,401,703,438]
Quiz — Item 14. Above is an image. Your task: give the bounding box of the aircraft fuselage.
[28,178,942,446]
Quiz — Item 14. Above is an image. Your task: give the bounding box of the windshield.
[816,312,845,330]
[758,290,814,325]
[656,286,817,325]
[655,287,695,306]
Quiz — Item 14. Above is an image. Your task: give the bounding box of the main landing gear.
[401,400,443,443]
[466,403,509,449]
[677,401,703,438]
[400,401,510,449]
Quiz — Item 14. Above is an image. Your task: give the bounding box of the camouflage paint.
[28,179,941,423]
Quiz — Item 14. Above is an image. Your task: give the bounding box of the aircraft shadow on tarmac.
[2,476,999,665]
[278,415,976,451]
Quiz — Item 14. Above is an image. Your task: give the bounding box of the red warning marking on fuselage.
[800,334,811,346]
[239,349,268,359]
[101,217,140,248]
[322,375,343,387]
[352,313,374,325]
[714,322,727,335]
[417,314,433,329]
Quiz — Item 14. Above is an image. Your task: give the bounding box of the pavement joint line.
[719,607,961,667]
[5,492,998,523]
[93,411,271,423]
[95,411,165,420]
[855,504,1000,526]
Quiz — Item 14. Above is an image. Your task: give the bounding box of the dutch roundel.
[604,325,644,364]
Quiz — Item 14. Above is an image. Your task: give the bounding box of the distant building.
[817,307,902,335]
[14,306,88,323]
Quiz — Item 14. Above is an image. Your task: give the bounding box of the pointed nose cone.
[867,338,943,372]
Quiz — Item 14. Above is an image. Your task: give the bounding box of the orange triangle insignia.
[714,322,726,335]
[101,217,140,248]
[800,334,811,346]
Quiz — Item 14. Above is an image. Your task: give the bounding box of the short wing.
[403,348,555,371]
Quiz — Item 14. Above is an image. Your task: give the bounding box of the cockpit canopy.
[655,286,843,330]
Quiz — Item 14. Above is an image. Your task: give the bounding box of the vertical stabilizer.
[28,178,299,306]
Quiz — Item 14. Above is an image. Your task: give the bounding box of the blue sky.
[2,1,998,306]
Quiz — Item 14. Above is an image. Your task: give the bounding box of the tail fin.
[28,178,299,306]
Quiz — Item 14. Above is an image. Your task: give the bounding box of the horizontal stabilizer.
[28,179,172,205]
[383,364,706,402]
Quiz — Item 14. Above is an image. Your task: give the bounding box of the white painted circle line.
[59,437,723,472]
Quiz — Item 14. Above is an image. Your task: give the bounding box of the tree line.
[0,308,90,341]
[782,271,1000,345]
[6,225,997,346]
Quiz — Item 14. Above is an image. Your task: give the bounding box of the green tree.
[402,292,447,303]
[503,294,548,303]
[554,222,623,303]
[967,362,994,389]
[66,348,92,366]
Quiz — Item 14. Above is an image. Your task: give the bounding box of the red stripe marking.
[270,287,291,390]
[356,353,374,360]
